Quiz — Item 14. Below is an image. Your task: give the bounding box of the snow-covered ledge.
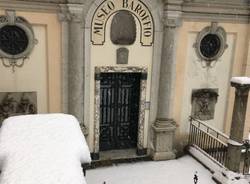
[0,114,91,184]
[231,77,250,85]
[227,139,242,146]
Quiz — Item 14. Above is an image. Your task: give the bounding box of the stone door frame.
[93,66,148,157]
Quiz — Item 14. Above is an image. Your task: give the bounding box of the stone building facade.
[0,0,249,160]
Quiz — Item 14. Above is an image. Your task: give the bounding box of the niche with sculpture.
[0,92,37,124]
[191,89,218,121]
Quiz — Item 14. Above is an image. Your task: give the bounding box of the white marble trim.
[93,66,148,153]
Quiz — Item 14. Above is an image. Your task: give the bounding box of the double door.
[99,73,141,151]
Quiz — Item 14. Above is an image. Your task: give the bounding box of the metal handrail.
[189,116,250,174]
[189,116,228,166]
[189,116,229,144]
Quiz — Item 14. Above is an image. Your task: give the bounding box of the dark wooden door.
[99,73,141,151]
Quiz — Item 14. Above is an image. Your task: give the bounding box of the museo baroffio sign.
[91,0,154,46]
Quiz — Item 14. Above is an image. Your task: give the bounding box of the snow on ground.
[0,114,91,184]
[189,145,249,184]
[86,155,216,184]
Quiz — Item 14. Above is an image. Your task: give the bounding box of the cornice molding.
[0,0,61,13]
[164,0,250,23]
[0,0,249,23]
[16,0,66,3]
[0,1,85,23]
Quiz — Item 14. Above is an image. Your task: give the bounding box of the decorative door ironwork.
[99,73,141,151]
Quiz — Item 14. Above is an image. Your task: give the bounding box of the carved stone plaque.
[191,89,218,121]
[0,92,37,124]
[117,47,129,64]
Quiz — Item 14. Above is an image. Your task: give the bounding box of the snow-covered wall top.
[0,113,91,184]
[231,77,250,85]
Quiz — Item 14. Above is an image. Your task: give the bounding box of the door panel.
[100,73,141,151]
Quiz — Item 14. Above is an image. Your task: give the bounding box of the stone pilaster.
[61,4,87,135]
[225,78,250,172]
[156,17,181,120]
[58,4,70,114]
[151,16,181,160]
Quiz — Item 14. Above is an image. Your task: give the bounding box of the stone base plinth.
[225,141,242,172]
[151,119,176,161]
[152,150,176,161]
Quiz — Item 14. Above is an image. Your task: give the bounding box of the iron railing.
[189,117,229,166]
[188,117,250,174]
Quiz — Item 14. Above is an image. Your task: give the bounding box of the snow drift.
[0,113,91,184]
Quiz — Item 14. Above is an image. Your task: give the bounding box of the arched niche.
[110,10,136,45]
[90,0,154,46]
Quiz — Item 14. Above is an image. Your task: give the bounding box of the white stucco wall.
[0,11,61,114]
[179,32,235,134]
[174,22,249,149]
[0,25,48,113]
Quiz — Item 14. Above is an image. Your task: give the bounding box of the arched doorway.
[84,0,157,160]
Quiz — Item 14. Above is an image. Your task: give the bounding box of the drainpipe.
[226,77,250,172]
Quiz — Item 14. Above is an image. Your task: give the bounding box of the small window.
[110,10,136,45]
[194,23,227,64]
[0,15,36,60]
[200,34,221,59]
[0,25,29,55]
[0,13,37,71]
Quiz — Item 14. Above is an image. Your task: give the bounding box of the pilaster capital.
[164,17,182,28]
[231,84,250,97]
[58,4,71,22]
[163,0,183,27]
[163,11,182,28]
[58,3,85,23]
[231,82,250,90]
[67,4,85,23]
